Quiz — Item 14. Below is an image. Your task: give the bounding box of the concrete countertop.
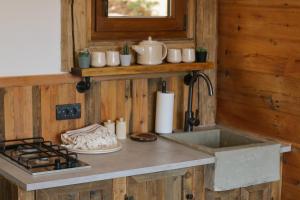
[0,137,215,191]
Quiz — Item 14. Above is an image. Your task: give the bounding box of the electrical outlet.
[56,103,81,120]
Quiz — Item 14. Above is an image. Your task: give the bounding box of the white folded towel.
[61,124,118,150]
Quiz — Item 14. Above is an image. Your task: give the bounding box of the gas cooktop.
[0,137,90,175]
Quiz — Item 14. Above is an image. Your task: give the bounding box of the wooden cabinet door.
[205,183,276,200]
[241,183,271,200]
[36,180,112,200]
[205,189,241,200]
[0,176,18,200]
[126,167,205,200]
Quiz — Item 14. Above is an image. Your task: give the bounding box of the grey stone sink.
[161,126,281,191]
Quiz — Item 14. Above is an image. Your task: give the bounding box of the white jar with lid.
[104,120,115,135]
[116,118,127,140]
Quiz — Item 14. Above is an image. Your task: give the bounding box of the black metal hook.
[76,77,91,93]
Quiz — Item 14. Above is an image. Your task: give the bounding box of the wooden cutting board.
[130,133,157,142]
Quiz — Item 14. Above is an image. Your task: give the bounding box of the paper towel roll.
[155,91,175,134]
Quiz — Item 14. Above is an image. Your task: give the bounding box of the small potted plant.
[78,49,90,68]
[195,47,208,63]
[120,43,132,66]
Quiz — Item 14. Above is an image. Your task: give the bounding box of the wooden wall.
[217,1,300,199]
[0,0,217,144]
[0,76,193,143]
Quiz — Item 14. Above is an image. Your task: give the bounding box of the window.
[91,0,188,40]
[108,0,169,17]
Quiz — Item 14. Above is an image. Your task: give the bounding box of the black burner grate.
[0,137,80,171]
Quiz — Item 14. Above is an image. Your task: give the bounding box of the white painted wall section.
[0,0,61,77]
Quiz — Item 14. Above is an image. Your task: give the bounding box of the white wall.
[0,0,61,77]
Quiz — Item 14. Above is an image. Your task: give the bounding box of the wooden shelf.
[71,62,213,78]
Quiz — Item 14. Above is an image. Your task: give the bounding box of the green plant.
[121,43,131,55]
[196,47,207,52]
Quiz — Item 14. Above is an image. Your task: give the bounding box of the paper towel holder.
[155,81,175,134]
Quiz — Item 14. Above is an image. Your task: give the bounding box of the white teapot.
[132,36,168,65]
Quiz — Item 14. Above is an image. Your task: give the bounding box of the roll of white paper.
[155,91,175,134]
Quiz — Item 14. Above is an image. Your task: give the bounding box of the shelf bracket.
[76,77,91,93]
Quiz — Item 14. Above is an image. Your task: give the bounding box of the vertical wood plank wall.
[0,0,218,143]
[217,1,300,199]
[0,76,196,143]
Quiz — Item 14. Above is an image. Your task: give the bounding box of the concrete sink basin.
[162,126,281,191]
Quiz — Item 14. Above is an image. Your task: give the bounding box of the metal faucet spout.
[183,71,214,132]
[198,72,214,96]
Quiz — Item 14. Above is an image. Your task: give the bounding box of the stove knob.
[54,159,62,170]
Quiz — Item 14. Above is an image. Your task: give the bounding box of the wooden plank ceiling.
[217,1,300,199]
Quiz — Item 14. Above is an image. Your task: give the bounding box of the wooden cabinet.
[241,183,271,200]
[0,168,281,200]
[0,167,205,200]
[205,182,281,200]
[206,189,241,200]
[35,180,113,200]
[126,167,204,200]
[0,176,34,200]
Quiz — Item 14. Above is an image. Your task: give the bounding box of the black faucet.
[184,71,214,132]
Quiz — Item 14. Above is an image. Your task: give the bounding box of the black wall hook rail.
[76,77,91,93]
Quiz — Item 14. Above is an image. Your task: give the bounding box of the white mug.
[167,49,182,63]
[91,51,106,67]
[106,51,120,66]
[182,48,195,63]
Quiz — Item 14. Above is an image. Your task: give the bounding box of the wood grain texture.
[4,87,33,140]
[193,166,205,200]
[100,80,118,122]
[124,80,133,134]
[73,0,88,63]
[1,0,216,158]
[0,74,194,144]
[148,78,161,132]
[206,188,241,200]
[61,0,74,72]
[127,169,190,200]
[218,0,300,199]
[17,188,35,200]
[0,89,5,141]
[241,183,271,200]
[32,86,41,137]
[182,168,194,200]
[36,180,112,200]
[85,81,101,125]
[196,0,218,126]
[166,76,185,130]
[71,63,214,77]
[0,176,18,200]
[92,0,187,40]
[205,182,277,200]
[132,79,148,133]
[113,177,127,200]
[0,74,80,88]
[40,83,85,143]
